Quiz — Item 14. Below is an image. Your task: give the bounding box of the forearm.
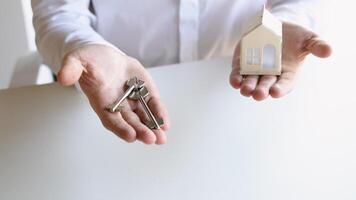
[32,0,120,74]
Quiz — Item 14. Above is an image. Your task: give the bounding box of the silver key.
[145,118,164,130]
[106,77,145,113]
[135,87,164,130]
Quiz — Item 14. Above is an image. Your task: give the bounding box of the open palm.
[230,22,332,100]
[58,44,170,144]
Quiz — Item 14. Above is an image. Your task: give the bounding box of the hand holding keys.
[106,77,164,130]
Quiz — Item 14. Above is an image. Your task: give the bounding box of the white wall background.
[0,0,35,89]
[317,0,356,103]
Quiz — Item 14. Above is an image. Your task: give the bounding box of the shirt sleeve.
[267,0,324,32]
[32,0,123,74]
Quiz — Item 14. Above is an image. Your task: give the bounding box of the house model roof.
[243,5,282,37]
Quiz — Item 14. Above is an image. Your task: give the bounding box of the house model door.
[263,44,276,70]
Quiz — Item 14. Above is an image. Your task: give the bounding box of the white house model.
[240,6,282,75]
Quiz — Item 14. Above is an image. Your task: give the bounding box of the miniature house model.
[240,6,282,75]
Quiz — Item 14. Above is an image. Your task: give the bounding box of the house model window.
[240,5,282,76]
[246,48,261,65]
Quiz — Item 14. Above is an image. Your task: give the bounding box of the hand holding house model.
[240,6,282,76]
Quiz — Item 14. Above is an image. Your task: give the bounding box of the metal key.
[106,77,145,113]
[130,85,164,130]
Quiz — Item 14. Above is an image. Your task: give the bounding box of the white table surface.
[0,58,355,200]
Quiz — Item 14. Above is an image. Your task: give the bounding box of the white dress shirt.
[32,0,322,73]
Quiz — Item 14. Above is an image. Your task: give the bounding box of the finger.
[270,72,296,98]
[121,109,156,145]
[132,77,170,132]
[230,43,244,89]
[253,75,278,101]
[58,56,84,86]
[306,37,333,58]
[134,105,167,145]
[147,96,170,131]
[240,75,259,97]
[101,112,137,143]
[134,98,168,145]
[152,129,167,145]
[230,67,244,89]
[147,97,169,145]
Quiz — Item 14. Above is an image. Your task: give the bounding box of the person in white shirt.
[32,0,332,145]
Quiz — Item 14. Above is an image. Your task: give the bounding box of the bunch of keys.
[106,77,164,130]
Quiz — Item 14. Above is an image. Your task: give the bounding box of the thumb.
[57,56,84,86]
[306,37,333,58]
